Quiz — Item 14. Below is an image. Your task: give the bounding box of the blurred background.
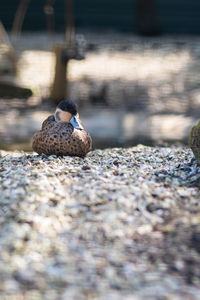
[1,0,200,150]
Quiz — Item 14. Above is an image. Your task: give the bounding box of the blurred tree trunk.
[50,45,68,105]
[137,0,160,35]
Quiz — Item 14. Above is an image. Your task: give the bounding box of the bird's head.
[54,100,83,130]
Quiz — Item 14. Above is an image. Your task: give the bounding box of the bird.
[32,100,92,157]
[189,120,200,163]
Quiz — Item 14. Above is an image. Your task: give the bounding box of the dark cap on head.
[57,100,77,115]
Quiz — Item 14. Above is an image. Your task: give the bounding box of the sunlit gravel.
[0,145,200,299]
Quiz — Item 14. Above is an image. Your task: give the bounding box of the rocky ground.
[0,145,200,299]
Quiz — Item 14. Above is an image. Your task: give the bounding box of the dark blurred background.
[2,0,200,34]
[1,0,200,150]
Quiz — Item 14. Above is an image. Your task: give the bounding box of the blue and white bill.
[70,115,83,130]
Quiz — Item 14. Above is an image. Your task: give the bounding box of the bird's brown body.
[189,120,200,162]
[32,115,92,157]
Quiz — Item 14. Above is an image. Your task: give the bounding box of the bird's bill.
[70,115,83,130]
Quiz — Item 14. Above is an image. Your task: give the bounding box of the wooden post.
[50,45,68,105]
[50,0,76,105]
[137,0,160,35]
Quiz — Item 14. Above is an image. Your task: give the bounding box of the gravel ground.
[0,145,200,299]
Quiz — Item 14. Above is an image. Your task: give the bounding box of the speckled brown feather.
[32,115,92,157]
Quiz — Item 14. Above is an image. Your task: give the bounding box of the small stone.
[82,165,91,171]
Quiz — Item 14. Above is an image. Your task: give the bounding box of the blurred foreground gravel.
[0,145,200,299]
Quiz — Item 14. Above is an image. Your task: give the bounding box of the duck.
[189,120,200,163]
[32,100,92,157]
